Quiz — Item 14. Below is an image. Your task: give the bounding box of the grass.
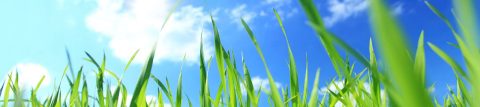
[1,0,478,106]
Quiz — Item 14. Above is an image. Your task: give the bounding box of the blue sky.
[0,0,478,106]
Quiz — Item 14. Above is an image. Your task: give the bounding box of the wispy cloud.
[227,4,257,28]
[323,0,369,27]
[86,0,213,65]
[262,0,292,7]
[241,76,282,95]
[391,2,404,16]
[4,63,51,89]
[323,0,405,27]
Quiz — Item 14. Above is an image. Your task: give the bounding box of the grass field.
[1,0,478,106]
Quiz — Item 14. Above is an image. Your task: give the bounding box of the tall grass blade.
[307,69,320,107]
[369,0,433,106]
[130,45,156,107]
[241,18,284,107]
[274,8,299,107]
[414,31,426,84]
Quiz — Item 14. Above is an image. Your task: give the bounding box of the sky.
[0,0,478,106]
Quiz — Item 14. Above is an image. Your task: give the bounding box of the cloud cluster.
[227,4,258,28]
[86,0,213,64]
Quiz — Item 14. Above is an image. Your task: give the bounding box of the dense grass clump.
[1,0,478,106]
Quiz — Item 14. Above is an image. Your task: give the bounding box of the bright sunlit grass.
[1,0,478,106]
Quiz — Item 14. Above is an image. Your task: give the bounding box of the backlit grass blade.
[85,52,106,107]
[307,69,320,107]
[210,15,227,107]
[369,38,382,107]
[299,0,371,79]
[157,88,164,107]
[31,75,45,106]
[124,49,139,72]
[273,8,299,107]
[69,67,83,106]
[427,43,468,80]
[82,76,89,107]
[425,3,480,105]
[175,56,185,107]
[199,34,211,107]
[241,18,284,107]
[242,56,259,107]
[414,31,426,84]
[4,73,11,107]
[300,54,309,107]
[121,84,127,107]
[369,0,433,106]
[453,0,478,48]
[130,43,156,107]
[220,48,239,107]
[453,0,480,105]
[151,75,174,105]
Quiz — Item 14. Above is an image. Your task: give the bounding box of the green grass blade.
[369,38,382,106]
[130,44,156,107]
[4,74,11,107]
[427,43,468,79]
[301,54,309,107]
[81,77,89,107]
[241,18,284,107]
[454,0,478,48]
[85,52,106,107]
[175,56,184,107]
[369,0,433,106]
[453,0,480,105]
[157,88,164,107]
[124,49,140,72]
[273,8,299,107]
[199,33,210,107]
[414,31,426,84]
[69,67,83,106]
[307,69,320,107]
[210,15,228,107]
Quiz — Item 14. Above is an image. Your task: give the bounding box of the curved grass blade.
[130,45,156,107]
[273,8,299,106]
[427,43,468,80]
[241,18,284,107]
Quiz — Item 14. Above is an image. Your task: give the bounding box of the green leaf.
[414,31,426,84]
[308,69,320,107]
[241,18,284,107]
[370,0,432,106]
[274,8,299,107]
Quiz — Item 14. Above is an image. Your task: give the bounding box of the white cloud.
[324,0,406,27]
[391,2,404,16]
[262,0,292,7]
[323,0,369,27]
[286,8,299,18]
[227,4,257,28]
[86,0,213,64]
[4,63,51,89]
[241,76,282,95]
